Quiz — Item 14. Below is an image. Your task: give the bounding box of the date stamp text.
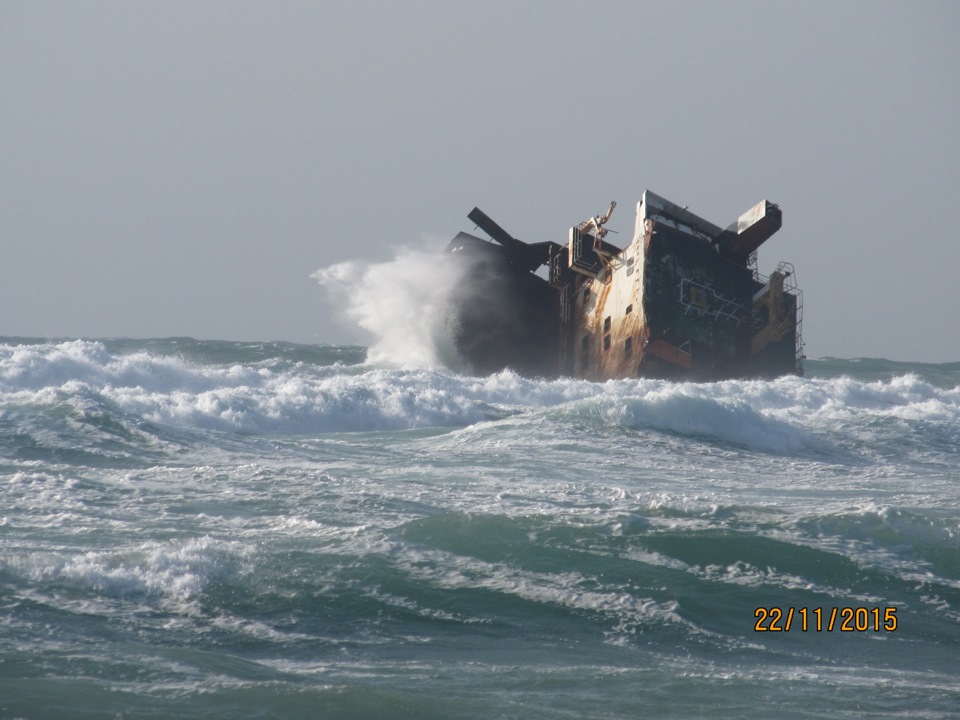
[754,607,897,632]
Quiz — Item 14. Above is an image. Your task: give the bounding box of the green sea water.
[1,339,958,718]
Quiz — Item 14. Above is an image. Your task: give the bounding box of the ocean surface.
[1,337,958,718]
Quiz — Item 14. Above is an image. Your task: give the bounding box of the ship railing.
[678,277,753,326]
[774,263,804,373]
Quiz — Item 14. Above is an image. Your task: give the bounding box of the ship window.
[626,265,634,277]
[603,316,611,332]
[625,337,633,356]
[603,335,611,351]
[691,286,709,309]
[581,335,590,351]
[582,288,590,303]
[625,304,633,315]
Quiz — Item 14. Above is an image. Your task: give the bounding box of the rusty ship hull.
[446,190,803,381]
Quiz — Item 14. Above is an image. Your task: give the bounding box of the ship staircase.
[754,262,805,374]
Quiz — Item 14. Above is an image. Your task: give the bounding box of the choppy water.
[1,338,958,718]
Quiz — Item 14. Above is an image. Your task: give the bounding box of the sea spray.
[313,244,466,368]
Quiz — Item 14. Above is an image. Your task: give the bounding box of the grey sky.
[2,1,958,361]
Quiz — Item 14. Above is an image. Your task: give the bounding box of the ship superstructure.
[447,190,803,380]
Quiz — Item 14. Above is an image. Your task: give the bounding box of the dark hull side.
[446,233,560,377]
[446,192,803,381]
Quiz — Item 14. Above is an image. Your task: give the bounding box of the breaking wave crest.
[1,339,957,462]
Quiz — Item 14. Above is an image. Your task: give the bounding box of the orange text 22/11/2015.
[754,607,898,632]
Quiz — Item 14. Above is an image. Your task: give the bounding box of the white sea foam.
[1,340,958,446]
[6,536,257,614]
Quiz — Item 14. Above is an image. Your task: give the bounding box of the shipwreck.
[446,190,803,381]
